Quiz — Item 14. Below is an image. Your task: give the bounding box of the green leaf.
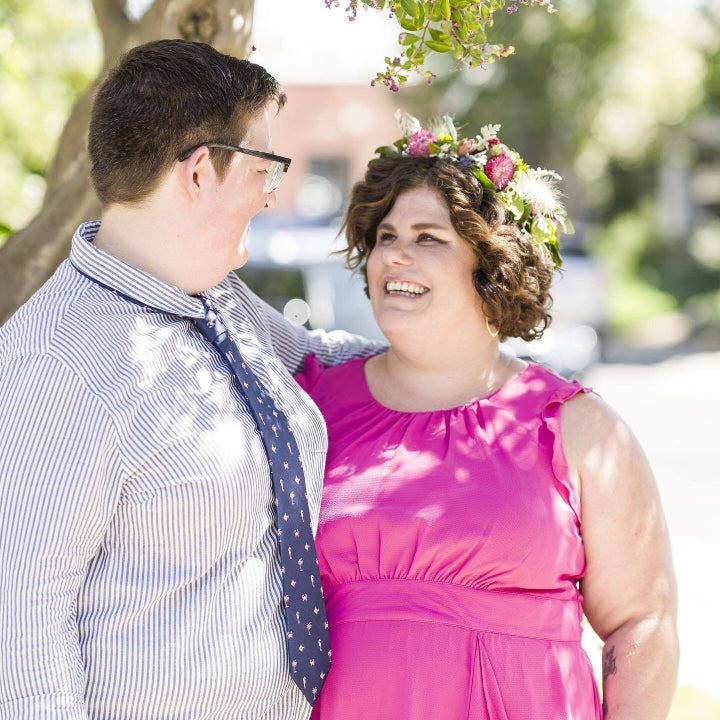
[454,24,467,43]
[425,39,453,53]
[429,0,444,22]
[502,192,525,221]
[532,216,551,236]
[475,169,498,191]
[399,32,421,46]
[400,0,420,18]
[406,44,426,62]
[428,27,451,42]
[548,239,563,267]
[374,144,401,156]
[398,14,424,31]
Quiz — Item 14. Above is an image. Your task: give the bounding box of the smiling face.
[365,186,486,342]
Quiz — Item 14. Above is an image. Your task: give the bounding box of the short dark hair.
[88,39,286,205]
[341,157,556,342]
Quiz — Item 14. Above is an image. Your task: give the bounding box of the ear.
[174,145,215,201]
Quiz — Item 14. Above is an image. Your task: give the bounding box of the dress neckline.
[356,355,534,416]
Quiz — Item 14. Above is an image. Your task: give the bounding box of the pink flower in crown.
[407,129,436,157]
[457,138,477,156]
[484,152,516,190]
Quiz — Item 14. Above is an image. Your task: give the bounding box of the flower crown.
[373,111,573,267]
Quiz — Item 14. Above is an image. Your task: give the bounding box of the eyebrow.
[377,221,449,232]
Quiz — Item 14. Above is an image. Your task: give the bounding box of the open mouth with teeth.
[384,280,430,297]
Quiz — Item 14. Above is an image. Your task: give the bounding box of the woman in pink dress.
[295,113,678,719]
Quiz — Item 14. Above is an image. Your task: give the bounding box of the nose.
[264,190,277,210]
[382,238,414,265]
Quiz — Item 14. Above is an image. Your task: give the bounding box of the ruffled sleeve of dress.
[538,373,593,529]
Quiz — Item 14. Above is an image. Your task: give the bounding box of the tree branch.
[0,0,256,324]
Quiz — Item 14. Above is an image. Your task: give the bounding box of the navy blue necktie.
[194,296,331,705]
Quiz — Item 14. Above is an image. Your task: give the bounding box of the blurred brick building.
[266,84,408,224]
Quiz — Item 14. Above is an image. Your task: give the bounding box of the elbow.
[603,607,680,677]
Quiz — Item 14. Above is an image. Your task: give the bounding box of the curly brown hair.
[341,156,557,341]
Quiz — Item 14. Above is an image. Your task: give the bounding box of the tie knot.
[194,296,228,346]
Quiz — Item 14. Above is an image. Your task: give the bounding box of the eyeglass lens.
[266,162,286,193]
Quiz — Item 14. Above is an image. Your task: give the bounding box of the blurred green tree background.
[407,0,720,336]
[1,0,718,337]
[0,0,100,239]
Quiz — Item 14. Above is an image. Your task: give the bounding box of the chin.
[230,236,249,269]
[374,315,416,340]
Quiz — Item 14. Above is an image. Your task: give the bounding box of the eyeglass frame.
[177,143,292,193]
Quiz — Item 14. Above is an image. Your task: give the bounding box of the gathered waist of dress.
[324,579,584,642]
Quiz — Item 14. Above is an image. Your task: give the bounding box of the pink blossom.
[484,152,516,189]
[457,138,477,155]
[407,129,436,156]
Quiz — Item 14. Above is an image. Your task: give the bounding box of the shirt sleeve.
[0,354,124,719]
[235,279,387,375]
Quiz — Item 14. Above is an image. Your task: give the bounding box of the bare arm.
[562,393,679,720]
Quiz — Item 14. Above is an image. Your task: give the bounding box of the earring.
[486,317,499,338]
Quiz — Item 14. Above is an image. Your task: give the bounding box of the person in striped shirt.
[0,40,381,720]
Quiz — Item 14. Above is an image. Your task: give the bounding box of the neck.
[94,201,207,293]
[367,332,522,412]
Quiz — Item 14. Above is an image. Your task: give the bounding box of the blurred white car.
[240,222,607,378]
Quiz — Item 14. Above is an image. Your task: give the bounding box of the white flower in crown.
[394,109,422,138]
[479,124,502,144]
[510,168,564,217]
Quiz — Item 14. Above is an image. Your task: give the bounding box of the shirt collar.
[70,221,205,319]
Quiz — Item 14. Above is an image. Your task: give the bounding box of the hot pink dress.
[295,355,602,720]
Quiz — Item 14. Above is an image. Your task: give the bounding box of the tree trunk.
[0,0,255,325]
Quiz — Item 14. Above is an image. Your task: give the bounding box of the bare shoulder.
[561,388,623,437]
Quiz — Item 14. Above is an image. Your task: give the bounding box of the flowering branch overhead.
[324,0,557,91]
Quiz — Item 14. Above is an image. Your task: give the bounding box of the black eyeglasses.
[178,143,292,193]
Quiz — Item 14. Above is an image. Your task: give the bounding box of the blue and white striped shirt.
[0,222,381,720]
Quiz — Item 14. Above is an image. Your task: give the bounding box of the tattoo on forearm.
[602,645,617,719]
[602,645,617,682]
